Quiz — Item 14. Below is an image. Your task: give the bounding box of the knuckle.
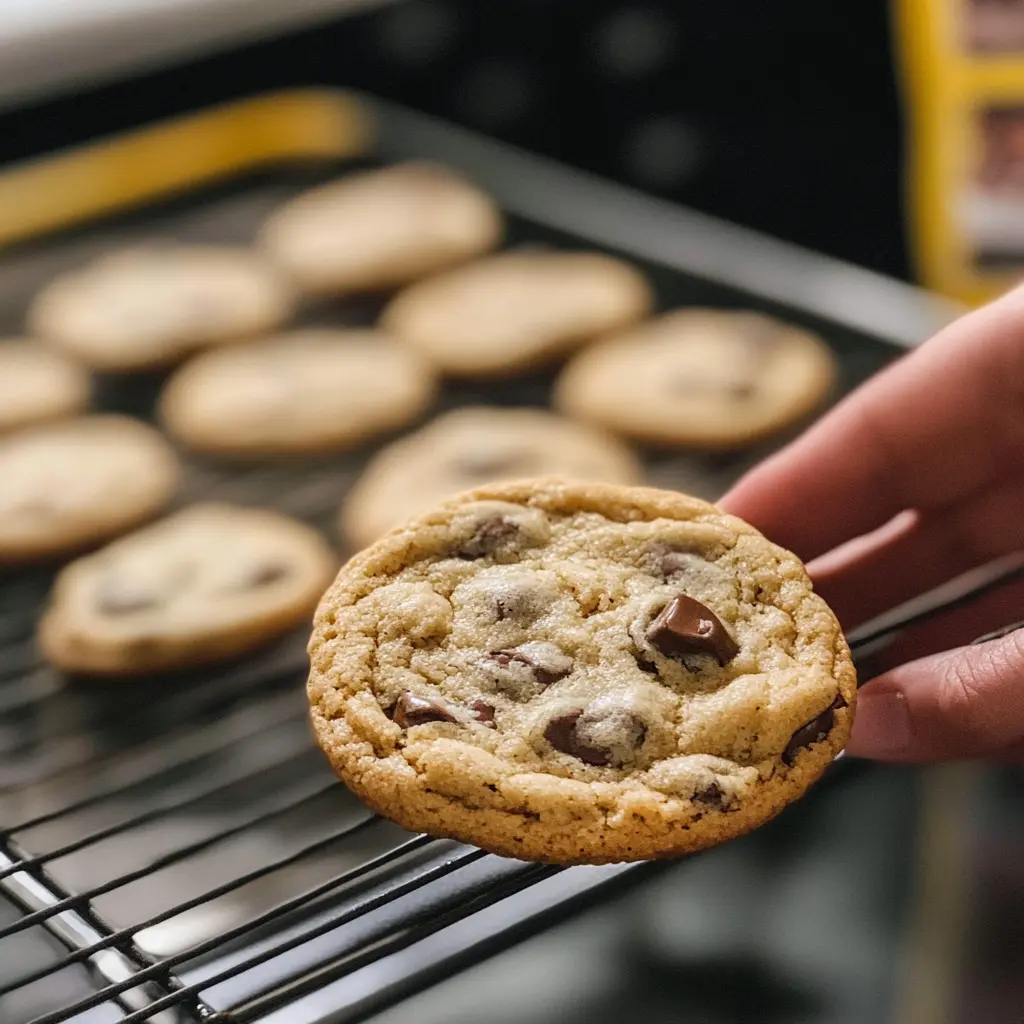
[936,632,1024,744]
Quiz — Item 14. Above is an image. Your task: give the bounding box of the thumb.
[846,626,1024,762]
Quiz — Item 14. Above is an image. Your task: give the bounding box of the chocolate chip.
[468,700,498,728]
[646,595,739,666]
[545,705,647,767]
[391,692,458,728]
[458,516,519,559]
[545,711,611,766]
[486,643,572,686]
[781,694,848,766]
[391,692,496,729]
[634,654,659,675]
[659,551,707,578]
[454,451,519,478]
[244,562,289,588]
[693,781,728,810]
[95,577,162,616]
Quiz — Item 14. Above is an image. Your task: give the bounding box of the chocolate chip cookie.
[158,329,438,456]
[555,309,837,448]
[339,406,644,549]
[40,503,336,675]
[0,339,91,434]
[258,163,503,296]
[381,251,652,378]
[28,245,295,371]
[308,479,856,864]
[0,415,181,564]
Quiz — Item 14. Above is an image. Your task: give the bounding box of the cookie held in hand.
[308,479,855,864]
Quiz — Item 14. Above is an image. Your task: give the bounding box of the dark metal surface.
[0,96,949,1024]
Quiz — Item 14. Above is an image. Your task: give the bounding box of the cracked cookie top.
[308,479,855,864]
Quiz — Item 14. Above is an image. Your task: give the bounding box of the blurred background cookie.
[0,338,91,433]
[0,415,181,563]
[158,328,438,457]
[38,502,336,675]
[28,244,295,371]
[381,250,652,378]
[339,405,644,549]
[555,309,837,449]
[258,162,503,296]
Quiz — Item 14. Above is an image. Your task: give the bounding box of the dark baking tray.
[0,90,957,1024]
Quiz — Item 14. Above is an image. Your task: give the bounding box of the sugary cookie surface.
[29,245,294,370]
[41,503,336,675]
[340,406,643,548]
[0,415,180,562]
[381,251,652,377]
[555,309,837,448]
[258,162,503,295]
[0,339,91,434]
[159,329,437,456]
[308,480,855,864]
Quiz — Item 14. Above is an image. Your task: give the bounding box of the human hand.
[720,286,1024,763]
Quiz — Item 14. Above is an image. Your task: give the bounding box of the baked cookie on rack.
[0,339,91,433]
[381,250,652,378]
[339,406,643,549]
[555,309,837,448]
[0,415,180,563]
[308,479,856,864]
[159,329,437,456]
[28,244,295,371]
[257,163,503,296]
[39,503,336,675]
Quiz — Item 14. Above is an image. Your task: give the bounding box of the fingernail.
[846,689,912,759]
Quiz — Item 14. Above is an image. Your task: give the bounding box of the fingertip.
[844,684,913,761]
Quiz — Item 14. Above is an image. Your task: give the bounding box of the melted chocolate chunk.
[487,644,572,686]
[693,781,729,810]
[659,550,707,578]
[781,694,848,766]
[544,711,611,766]
[468,700,498,727]
[545,706,647,767]
[634,653,659,675]
[391,692,457,728]
[95,577,162,616]
[646,595,739,666]
[458,516,519,558]
[391,692,496,729]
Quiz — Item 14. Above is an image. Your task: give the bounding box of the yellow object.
[897,0,1024,304]
[0,90,373,249]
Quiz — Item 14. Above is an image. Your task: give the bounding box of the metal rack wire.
[5,549,1022,1023]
